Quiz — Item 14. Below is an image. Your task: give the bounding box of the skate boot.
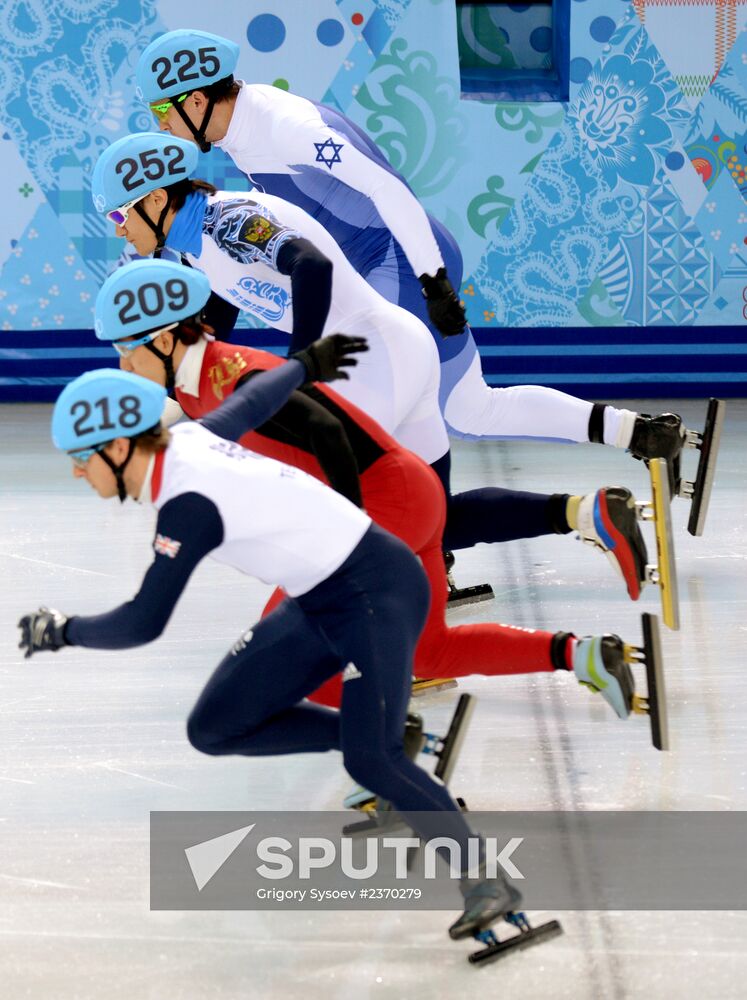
[629,413,686,495]
[576,487,648,601]
[449,863,524,941]
[630,401,725,537]
[573,633,635,719]
[629,413,686,464]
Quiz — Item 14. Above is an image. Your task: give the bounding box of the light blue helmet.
[52,369,167,454]
[95,260,211,342]
[91,133,198,215]
[136,29,240,103]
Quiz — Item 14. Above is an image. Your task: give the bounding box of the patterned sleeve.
[204,198,303,268]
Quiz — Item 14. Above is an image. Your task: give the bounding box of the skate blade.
[637,459,680,631]
[447,583,495,608]
[681,398,725,537]
[434,693,475,785]
[624,612,670,751]
[468,919,563,966]
[411,677,459,697]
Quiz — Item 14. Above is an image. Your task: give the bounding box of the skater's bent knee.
[186,712,228,756]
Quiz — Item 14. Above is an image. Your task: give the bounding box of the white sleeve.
[275,114,445,280]
[161,397,185,427]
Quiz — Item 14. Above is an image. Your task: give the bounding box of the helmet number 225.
[152,47,221,91]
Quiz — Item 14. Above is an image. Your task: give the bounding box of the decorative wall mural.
[1,0,745,400]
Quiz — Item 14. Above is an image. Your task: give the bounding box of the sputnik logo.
[185,824,256,891]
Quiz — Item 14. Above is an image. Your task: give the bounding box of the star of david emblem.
[314,137,343,170]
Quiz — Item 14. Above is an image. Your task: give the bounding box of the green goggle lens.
[150,93,188,119]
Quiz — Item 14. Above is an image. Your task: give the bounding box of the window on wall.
[457,0,571,103]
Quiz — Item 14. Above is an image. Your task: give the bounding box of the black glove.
[292,334,369,383]
[419,268,467,337]
[17,607,69,659]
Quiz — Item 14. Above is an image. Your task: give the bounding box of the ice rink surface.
[1,399,746,1000]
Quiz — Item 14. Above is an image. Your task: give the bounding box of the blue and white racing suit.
[212,83,633,448]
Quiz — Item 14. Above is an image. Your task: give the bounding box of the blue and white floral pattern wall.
[1,0,746,398]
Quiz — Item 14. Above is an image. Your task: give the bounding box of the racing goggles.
[112,322,179,358]
[106,197,143,227]
[149,93,188,122]
[69,446,101,468]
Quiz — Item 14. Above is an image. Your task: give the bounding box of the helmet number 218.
[70,396,143,437]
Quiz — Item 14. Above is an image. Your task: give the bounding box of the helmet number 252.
[115,146,186,193]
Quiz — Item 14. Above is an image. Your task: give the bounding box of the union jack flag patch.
[154,534,182,558]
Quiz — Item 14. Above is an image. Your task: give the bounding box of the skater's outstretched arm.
[201,336,367,443]
[201,360,307,441]
[47,493,224,651]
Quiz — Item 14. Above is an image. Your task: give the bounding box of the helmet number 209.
[70,395,143,438]
[114,279,189,325]
[115,146,186,193]
[152,47,220,91]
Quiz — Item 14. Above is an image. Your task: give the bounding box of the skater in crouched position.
[90,132,655,605]
[94,257,639,720]
[18,353,518,940]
